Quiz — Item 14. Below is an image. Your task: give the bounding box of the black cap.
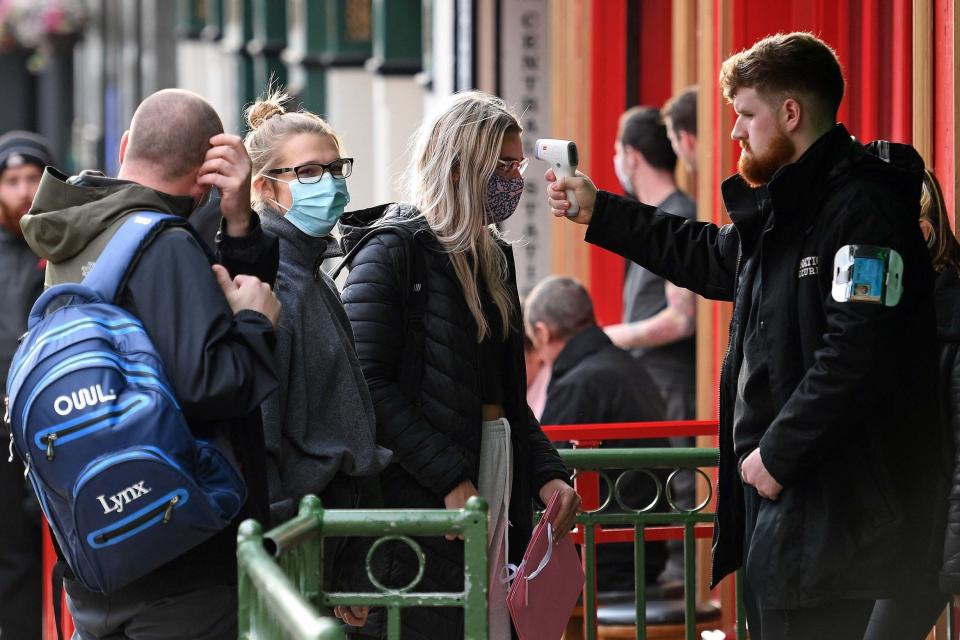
[0,131,55,177]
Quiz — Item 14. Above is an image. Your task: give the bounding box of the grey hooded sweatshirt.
[259,211,390,524]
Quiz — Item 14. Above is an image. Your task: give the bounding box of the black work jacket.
[340,205,569,639]
[585,125,947,607]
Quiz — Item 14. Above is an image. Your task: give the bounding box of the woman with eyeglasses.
[243,90,391,629]
[339,90,580,639]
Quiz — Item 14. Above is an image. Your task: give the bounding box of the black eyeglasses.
[266,158,354,183]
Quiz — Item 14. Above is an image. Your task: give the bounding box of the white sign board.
[499,0,552,297]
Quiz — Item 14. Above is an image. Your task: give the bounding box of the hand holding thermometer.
[535,139,580,216]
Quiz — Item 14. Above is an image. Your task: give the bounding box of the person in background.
[606,107,698,581]
[0,130,54,640]
[662,86,699,174]
[340,90,579,639]
[523,332,549,420]
[526,275,669,591]
[605,107,697,425]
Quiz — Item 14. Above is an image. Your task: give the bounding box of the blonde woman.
[339,91,580,639]
[243,91,391,628]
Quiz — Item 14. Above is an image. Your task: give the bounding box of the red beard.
[738,128,796,188]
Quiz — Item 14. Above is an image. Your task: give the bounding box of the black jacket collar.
[551,324,613,379]
[722,124,855,239]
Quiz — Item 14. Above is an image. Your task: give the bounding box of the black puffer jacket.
[339,204,569,640]
[938,265,960,593]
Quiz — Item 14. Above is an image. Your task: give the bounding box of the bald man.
[19,89,282,640]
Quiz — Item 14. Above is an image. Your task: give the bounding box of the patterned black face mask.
[484,173,524,224]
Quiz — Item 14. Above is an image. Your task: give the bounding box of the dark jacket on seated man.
[541,323,670,591]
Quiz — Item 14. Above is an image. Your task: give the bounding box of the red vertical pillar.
[858,0,882,143]
[890,0,913,143]
[587,0,674,328]
[935,0,957,217]
[822,0,853,128]
[637,0,673,107]
[589,0,628,327]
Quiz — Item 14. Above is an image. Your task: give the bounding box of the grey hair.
[524,276,595,340]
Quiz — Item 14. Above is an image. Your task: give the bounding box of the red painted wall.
[935,0,956,218]
[589,0,673,327]
[589,0,629,327]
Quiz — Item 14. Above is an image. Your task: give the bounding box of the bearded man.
[545,32,945,640]
[0,130,53,640]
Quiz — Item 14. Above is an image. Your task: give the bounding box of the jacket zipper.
[93,495,179,545]
[16,350,175,430]
[40,400,144,461]
[710,245,743,587]
[18,353,173,460]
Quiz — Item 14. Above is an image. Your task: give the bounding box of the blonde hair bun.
[245,90,290,129]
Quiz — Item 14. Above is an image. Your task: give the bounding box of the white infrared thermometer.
[535,138,580,216]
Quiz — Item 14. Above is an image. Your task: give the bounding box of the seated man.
[525,275,671,591]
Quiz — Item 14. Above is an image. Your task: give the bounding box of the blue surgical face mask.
[264,173,350,237]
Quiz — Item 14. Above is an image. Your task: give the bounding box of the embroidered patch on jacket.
[830,245,903,307]
[798,256,819,278]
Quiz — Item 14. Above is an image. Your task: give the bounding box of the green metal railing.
[238,446,745,639]
[558,447,747,640]
[237,494,489,640]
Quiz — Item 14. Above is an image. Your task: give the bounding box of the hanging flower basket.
[0,0,86,68]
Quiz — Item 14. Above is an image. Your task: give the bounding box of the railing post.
[574,439,601,640]
[634,523,646,640]
[236,518,261,638]
[583,523,598,640]
[462,496,489,640]
[684,521,697,640]
[297,495,324,602]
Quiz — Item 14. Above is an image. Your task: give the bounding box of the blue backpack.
[4,212,247,594]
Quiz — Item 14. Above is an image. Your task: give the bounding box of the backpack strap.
[83,211,211,303]
[333,225,428,402]
[397,228,428,403]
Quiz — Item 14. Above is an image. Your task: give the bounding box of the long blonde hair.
[920,170,960,274]
[406,91,519,342]
[243,88,343,212]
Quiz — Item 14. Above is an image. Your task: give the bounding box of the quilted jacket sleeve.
[341,234,473,498]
